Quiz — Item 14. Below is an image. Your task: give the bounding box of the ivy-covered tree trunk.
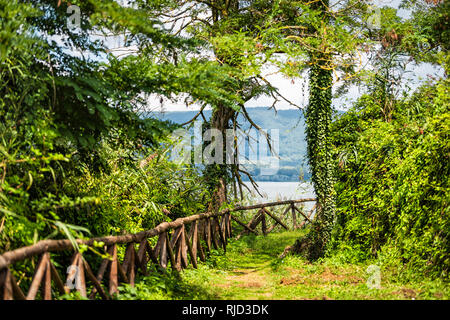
[301,58,335,260]
[289,0,336,261]
[280,55,335,260]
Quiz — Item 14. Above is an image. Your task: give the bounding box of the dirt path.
[217,263,274,299]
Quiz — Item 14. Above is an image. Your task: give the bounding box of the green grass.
[116,230,449,300]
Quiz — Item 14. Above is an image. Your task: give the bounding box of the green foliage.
[330,79,449,278]
[400,0,449,66]
[117,231,449,300]
[0,0,80,250]
[1,0,449,300]
[0,0,223,294]
[117,264,218,300]
[60,143,212,237]
[0,0,219,254]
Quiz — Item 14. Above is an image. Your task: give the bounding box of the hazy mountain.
[153,107,310,181]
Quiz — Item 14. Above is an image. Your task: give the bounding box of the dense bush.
[330,79,449,278]
[0,0,214,253]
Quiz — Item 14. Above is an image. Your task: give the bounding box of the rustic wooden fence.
[0,198,315,300]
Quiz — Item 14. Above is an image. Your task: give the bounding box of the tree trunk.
[291,0,336,260]
[206,104,235,212]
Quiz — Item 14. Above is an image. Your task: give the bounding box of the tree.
[272,0,372,259]
[152,0,300,209]
[0,0,245,249]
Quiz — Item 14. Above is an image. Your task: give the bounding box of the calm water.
[244,181,316,211]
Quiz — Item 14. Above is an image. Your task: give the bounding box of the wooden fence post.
[204,219,212,252]
[83,259,109,300]
[109,245,119,296]
[185,227,198,269]
[27,253,50,300]
[89,246,111,299]
[0,267,12,300]
[43,255,52,300]
[291,203,297,229]
[76,253,87,298]
[261,209,267,236]
[165,232,180,273]
[197,223,206,262]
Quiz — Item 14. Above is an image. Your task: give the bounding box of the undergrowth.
[115,230,449,300]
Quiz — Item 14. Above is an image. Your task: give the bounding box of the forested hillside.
[156,108,311,181]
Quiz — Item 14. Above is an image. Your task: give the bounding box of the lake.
[244,181,316,212]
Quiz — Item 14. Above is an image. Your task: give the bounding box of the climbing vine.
[291,0,336,260]
[299,55,336,260]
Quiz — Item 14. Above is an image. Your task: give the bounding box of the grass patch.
[116,230,449,300]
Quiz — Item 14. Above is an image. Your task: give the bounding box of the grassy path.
[118,230,449,300]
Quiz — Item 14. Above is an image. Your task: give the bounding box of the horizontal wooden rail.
[232,198,316,211]
[0,198,315,270]
[0,209,229,270]
[0,198,316,300]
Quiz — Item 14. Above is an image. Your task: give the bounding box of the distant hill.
[153,107,311,182]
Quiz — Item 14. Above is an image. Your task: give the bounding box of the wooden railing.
[0,198,315,300]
